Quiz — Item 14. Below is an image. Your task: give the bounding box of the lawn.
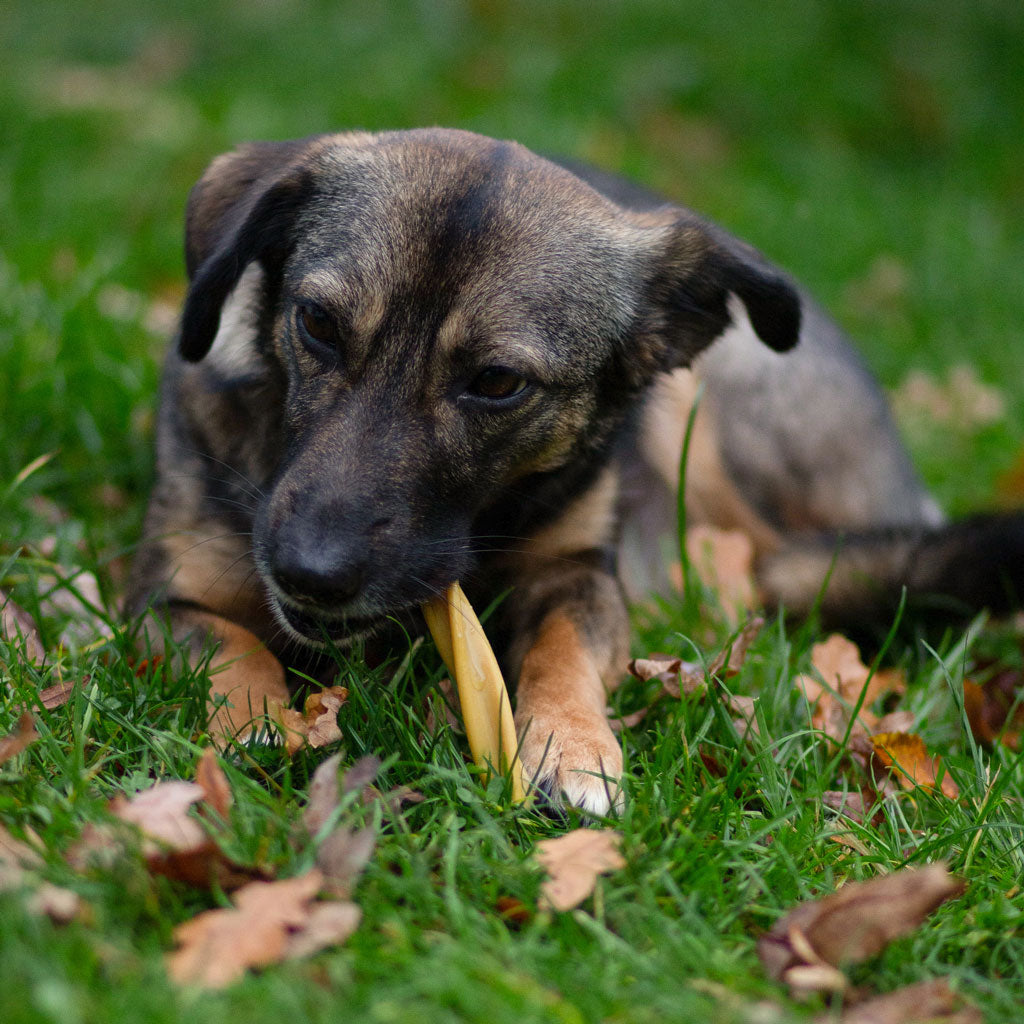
[2,2,1023,1021]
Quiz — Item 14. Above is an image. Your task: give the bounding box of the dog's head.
[179,129,800,644]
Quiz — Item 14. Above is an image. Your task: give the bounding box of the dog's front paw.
[517,706,623,815]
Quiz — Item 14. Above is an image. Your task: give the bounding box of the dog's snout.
[271,545,365,606]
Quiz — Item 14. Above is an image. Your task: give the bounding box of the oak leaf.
[536,828,625,912]
[166,869,360,988]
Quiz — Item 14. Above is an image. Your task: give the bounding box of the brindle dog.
[128,128,1024,813]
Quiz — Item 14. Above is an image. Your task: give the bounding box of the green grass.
[2,1,1024,1021]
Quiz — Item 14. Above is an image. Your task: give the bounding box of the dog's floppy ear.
[179,139,316,362]
[643,213,801,370]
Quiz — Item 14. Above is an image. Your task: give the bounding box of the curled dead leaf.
[272,685,348,756]
[758,863,964,986]
[536,828,625,912]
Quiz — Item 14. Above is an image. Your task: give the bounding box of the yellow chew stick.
[422,583,527,803]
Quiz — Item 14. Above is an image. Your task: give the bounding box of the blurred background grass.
[2,0,1023,548]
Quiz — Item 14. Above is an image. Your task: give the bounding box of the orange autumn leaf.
[871,732,960,799]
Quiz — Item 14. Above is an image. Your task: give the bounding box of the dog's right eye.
[296,301,338,357]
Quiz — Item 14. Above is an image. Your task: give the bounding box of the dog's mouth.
[274,599,390,646]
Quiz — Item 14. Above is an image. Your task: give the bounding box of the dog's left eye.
[296,301,338,355]
[466,368,529,402]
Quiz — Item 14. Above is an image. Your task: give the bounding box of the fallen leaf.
[283,900,361,960]
[796,635,904,746]
[621,618,764,727]
[963,674,1023,751]
[891,364,1004,433]
[834,977,982,1024]
[1,823,83,923]
[758,863,964,985]
[301,754,379,898]
[684,524,758,620]
[38,678,79,710]
[111,781,207,855]
[0,713,39,764]
[536,828,625,912]
[167,870,327,988]
[97,756,258,888]
[870,733,960,799]
[272,686,348,755]
[0,592,45,663]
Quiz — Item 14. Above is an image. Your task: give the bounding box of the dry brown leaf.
[272,686,348,755]
[758,863,964,984]
[536,828,625,912]
[283,899,361,960]
[0,713,39,765]
[963,676,1023,751]
[797,635,905,746]
[101,758,257,888]
[195,748,232,821]
[892,364,1004,432]
[871,733,960,800]
[0,592,45,663]
[38,678,79,710]
[167,870,326,988]
[834,977,981,1024]
[621,619,764,730]
[301,754,379,898]
[1,823,83,922]
[685,524,758,620]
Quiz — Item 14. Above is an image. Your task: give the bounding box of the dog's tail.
[757,512,1024,625]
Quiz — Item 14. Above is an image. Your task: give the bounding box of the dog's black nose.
[270,543,366,607]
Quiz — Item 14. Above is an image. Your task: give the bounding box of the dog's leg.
[139,604,290,741]
[503,561,629,814]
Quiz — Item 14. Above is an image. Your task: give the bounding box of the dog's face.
[178,129,799,644]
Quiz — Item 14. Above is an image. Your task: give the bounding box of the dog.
[128,128,1024,814]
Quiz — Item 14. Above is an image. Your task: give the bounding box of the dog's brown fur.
[129,128,1024,813]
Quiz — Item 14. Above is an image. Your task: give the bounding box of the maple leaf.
[166,869,361,988]
[535,829,625,912]
[0,713,39,765]
[758,864,964,995]
[870,732,960,800]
